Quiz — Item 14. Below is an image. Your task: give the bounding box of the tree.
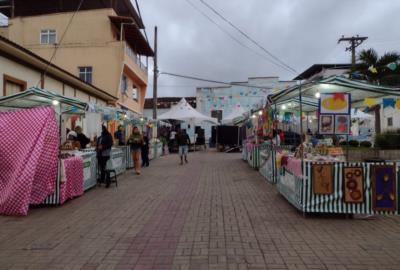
[354,48,400,86]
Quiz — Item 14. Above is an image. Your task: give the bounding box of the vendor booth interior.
[242,76,400,216]
[0,87,157,216]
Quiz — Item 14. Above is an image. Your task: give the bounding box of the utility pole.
[152,26,158,120]
[338,35,368,68]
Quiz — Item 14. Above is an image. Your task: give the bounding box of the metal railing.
[125,44,148,72]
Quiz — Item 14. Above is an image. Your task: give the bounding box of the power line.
[37,0,85,87]
[198,0,298,75]
[184,0,293,73]
[160,72,274,89]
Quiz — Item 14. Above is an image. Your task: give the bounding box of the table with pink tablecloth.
[59,156,84,204]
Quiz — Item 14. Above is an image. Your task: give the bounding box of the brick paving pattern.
[1,151,400,270]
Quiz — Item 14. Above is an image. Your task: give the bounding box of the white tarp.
[221,106,246,125]
[158,98,218,124]
[351,108,373,119]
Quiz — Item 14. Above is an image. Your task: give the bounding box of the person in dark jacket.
[74,126,90,149]
[176,129,190,165]
[97,125,113,187]
[141,135,150,167]
[114,125,126,146]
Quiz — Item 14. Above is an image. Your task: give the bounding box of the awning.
[0,87,88,114]
[109,16,154,57]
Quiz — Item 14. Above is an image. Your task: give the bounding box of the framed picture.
[372,165,396,212]
[312,164,334,195]
[335,115,350,135]
[319,93,351,115]
[343,167,364,203]
[318,115,334,134]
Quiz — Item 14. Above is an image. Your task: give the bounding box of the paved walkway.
[1,152,400,270]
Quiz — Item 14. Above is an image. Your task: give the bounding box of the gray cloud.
[138,0,400,97]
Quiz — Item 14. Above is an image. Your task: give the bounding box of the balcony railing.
[125,44,148,72]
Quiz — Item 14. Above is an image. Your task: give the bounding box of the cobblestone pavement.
[1,151,400,270]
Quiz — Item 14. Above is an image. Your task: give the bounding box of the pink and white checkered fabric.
[0,106,59,216]
[59,156,84,204]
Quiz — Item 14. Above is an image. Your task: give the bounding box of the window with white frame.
[132,85,139,101]
[40,29,57,44]
[78,67,93,84]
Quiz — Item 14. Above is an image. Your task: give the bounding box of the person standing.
[74,126,90,149]
[141,135,150,167]
[97,125,113,188]
[114,125,126,146]
[128,126,144,175]
[176,129,190,165]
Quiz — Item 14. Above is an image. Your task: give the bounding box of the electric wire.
[198,0,298,75]
[36,0,85,87]
[160,72,273,89]
[184,0,292,73]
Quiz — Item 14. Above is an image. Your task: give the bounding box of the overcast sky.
[139,0,400,97]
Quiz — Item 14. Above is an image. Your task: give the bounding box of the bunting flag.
[387,62,398,71]
[364,97,378,107]
[383,98,396,109]
[368,65,378,74]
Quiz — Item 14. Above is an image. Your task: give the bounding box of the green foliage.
[339,141,348,146]
[354,48,400,86]
[360,141,372,148]
[348,140,360,147]
[374,130,400,149]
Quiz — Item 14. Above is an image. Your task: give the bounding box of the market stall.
[0,88,92,213]
[265,75,400,215]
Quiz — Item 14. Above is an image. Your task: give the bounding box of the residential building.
[0,0,153,113]
[294,64,351,81]
[197,77,296,139]
[0,35,116,105]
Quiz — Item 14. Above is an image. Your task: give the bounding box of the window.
[388,117,393,127]
[121,75,128,94]
[79,67,93,84]
[132,86,139,101]
[40,29,57,44]
[3,75,27,96]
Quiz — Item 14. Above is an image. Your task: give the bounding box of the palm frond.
[358,48,378,66]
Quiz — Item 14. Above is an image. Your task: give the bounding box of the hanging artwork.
[334,115,350,134]
[318,115,334,134]
[312,164,334,195]
[319,93,351,114]
[372,165,396,212]
[343,167,364,203]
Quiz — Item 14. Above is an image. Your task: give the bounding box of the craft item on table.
[319,115,334,134]
[281,155,289,167]
[343,167,364,203]
[319,93,351,114]
[327,147,344,156]
[286,157,303,179]
[276,153,283,169]
[334,115,350,134]
[372,165,396,212]
[312,164,334,195]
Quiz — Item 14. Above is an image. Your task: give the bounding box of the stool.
[105,169,118,187]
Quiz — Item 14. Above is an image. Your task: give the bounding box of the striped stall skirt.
[277,161,400,215]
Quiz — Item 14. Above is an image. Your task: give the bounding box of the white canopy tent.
[221,106,246,125]
[158,98,218,124]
